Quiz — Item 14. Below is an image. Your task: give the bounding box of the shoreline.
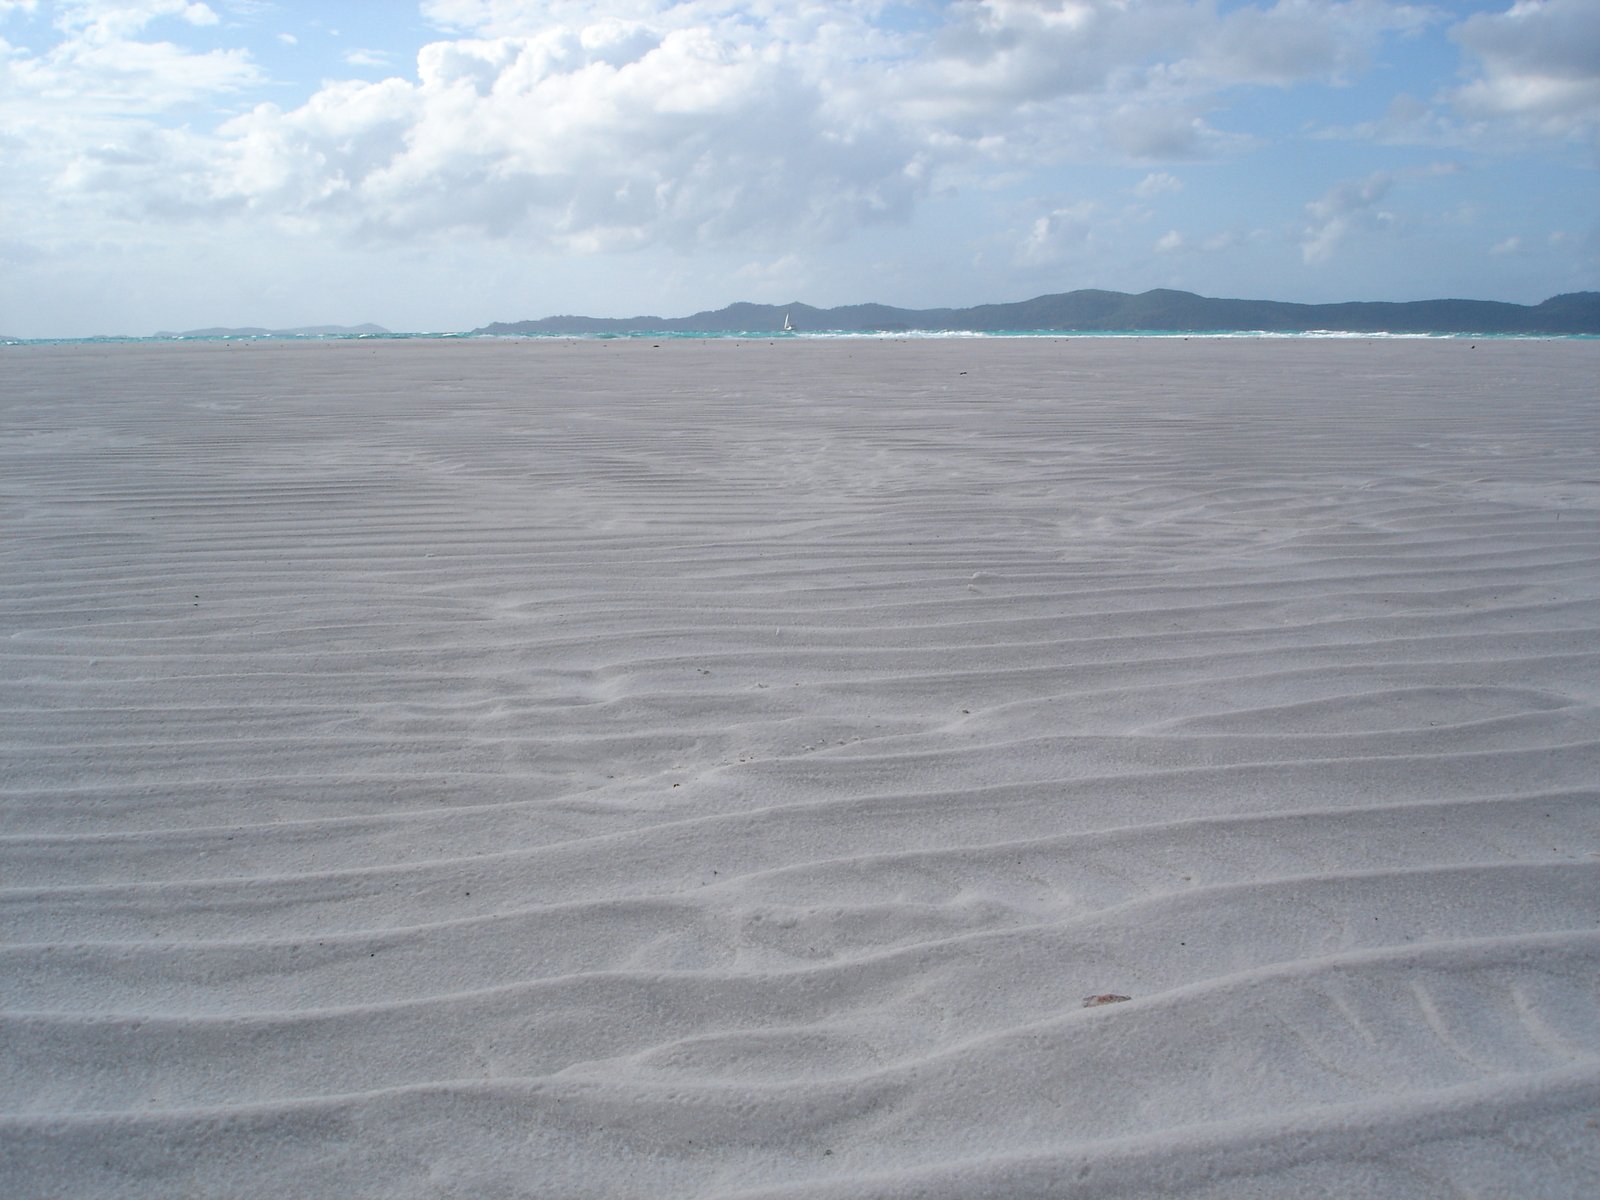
[7,327,1598,347]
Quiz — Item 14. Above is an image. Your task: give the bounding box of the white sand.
[2,337,1597,1197]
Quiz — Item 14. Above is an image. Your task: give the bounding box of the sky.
[1,1,1597,337]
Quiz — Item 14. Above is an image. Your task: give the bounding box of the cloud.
[51,0,221,39]
[1134,171,1182,197]
[1105,104,1249,160]
[873,0,1424,166]
[1019,200,1099,265]
[0,1,262,242]
[1319,90,1458,145]
[891,0,1426,111]
[1298,160,1461,263]
[1187,0,1432,88]
[184,20,925,251]
[733,251,808,292]
[1301,170,1394,263]
[1450,0,1600,144]
[3,1,1500,268]
[1155,226,1247,255]
[4,2,260,119]
[1314,3,1598,151]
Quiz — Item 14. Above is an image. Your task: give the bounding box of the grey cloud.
[883,1,1421,165]
[1455,0,1600,85]
[1450,0,1600,139]
[1107,105,1249,160]
[1195,0,1430,87]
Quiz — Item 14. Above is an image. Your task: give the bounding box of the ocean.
[5,328,1596,346]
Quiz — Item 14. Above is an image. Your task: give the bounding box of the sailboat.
[782,311,793,332]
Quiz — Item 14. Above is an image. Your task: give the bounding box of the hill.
[474,290,1600,336]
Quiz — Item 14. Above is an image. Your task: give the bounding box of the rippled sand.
[3,336,1598,1198]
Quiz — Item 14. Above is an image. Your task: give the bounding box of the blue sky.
[2,0,1596,336]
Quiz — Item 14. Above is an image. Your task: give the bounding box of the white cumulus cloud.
[0,0,1531,272]
[183,18,924,251]
[158,0,1438,254]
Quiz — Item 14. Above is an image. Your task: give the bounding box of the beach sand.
[2,337,1597,1197]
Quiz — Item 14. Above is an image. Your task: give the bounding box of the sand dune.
[3,337,1597,1197]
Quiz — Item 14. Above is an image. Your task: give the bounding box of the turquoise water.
[5,328,1596,346]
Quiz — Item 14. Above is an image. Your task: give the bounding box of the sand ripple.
[3,338,1598,1197]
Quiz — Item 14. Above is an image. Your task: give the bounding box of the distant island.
[153,323,391,338]
[475,289,1600,336]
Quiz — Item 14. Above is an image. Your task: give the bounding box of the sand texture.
[3,337,1598,1197]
